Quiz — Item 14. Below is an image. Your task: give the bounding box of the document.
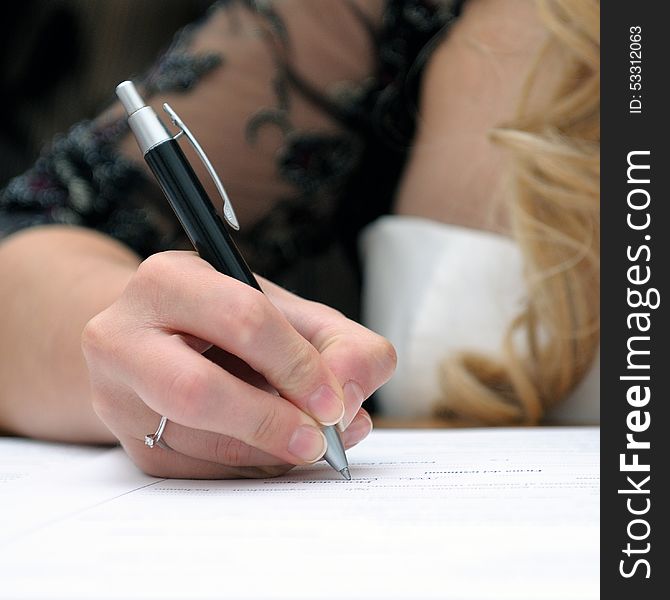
[0,428,598,599]
[0,437,106,490]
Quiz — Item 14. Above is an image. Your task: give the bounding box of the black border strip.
[601,2,669,596]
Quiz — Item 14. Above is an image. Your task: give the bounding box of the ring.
[145,415,168,449]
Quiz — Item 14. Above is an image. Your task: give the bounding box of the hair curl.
[434,0,600,425]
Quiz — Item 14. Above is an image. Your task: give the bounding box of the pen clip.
[162,103,240,231]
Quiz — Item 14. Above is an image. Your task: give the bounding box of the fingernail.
[288,425,328,463]
[341,381,365,430]
[343,412,373,447]
[307,385,345,426]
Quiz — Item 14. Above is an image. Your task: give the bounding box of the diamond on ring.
[145,415,168,448]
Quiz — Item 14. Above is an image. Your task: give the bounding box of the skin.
[0,225,395,478]
[83,250,396,477]
[395,0,553,230]
[0,0,549,477]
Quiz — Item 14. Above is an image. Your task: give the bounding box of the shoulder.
[394,0,555,231]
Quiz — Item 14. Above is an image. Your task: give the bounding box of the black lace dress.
[0,0,464,310]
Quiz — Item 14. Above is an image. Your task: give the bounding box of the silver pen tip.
[340,467,352,481]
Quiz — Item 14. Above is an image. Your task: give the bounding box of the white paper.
[0,437,107,490]
[0,428,599,599]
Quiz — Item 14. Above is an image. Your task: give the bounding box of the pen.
[116,80,351,480]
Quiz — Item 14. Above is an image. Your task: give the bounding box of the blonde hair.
[434,0,600,425]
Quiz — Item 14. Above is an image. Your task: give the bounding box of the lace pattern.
[1,0,464,277]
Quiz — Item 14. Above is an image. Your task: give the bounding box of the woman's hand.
[81,250,396,478]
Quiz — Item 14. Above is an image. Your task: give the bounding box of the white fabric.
[359,215,599,424]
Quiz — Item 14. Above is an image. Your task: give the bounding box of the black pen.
[116,80,351,480]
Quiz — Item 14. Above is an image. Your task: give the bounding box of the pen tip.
[340,467,352,481]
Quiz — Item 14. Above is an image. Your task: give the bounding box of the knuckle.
[227,292,268,349]
[375,336,398,377]
[210,435,246,465]
[251,404,282,448]
[134,253,171,287]
[279,343,319,390]
[319,303,346,321]
[341,335,397,392]
[130,252,178,315]
[80,312,108,360]
[81,308,125,365]
[165,367,210,424]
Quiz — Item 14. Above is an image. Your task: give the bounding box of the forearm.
[0,226,140,443]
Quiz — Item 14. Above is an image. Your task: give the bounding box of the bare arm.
[0,226,139,442]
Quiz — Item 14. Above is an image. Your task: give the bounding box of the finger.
[341,408,374,449]
[94,380,294,468]
[164,426,294,469]
[262,279,397,428]
[131,410,373,478]
[122,437,292,479]
[127,252,345,426]
[95,379,370,478]
[114,331,330,466]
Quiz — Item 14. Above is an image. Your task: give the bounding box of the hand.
[81,251,396,478]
